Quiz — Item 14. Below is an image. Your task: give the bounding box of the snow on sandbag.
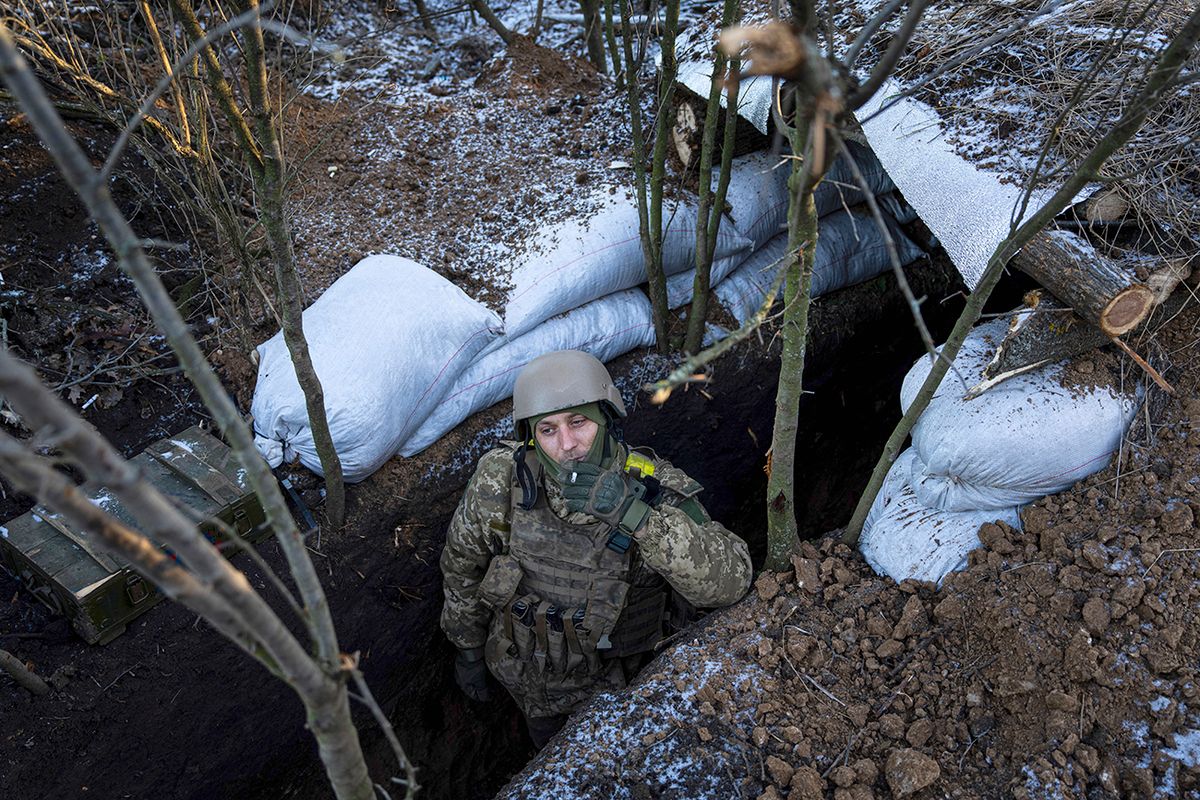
[401,289,656,457]
[713,201,925,324]
[503,189,751,339]
[900,319,1140,512]
[861,449,1022,585]
[717,143,900,253]
[251,255,502,481]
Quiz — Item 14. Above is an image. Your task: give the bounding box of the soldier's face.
[534,411,599,465]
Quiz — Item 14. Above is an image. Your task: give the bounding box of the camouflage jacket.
[440,441,753,652]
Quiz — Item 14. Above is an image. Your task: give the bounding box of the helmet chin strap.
[600,402,624,444]
[514,438,539,511]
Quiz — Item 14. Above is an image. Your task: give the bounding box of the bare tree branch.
[846,0,932,110]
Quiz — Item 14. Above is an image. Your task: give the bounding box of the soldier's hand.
[454,647,491,702]
[559,460,650,533]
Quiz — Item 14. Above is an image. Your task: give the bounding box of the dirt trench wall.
[0,256,969,800]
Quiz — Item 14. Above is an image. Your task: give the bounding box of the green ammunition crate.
[0,425,271,644]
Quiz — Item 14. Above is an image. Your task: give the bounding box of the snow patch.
[1165,729,1200,768]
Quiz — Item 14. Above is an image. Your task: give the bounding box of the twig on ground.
[801,673,845,707]
[1140,547,1200,579]
[1110,335,1176,395]
[0,648,51,695]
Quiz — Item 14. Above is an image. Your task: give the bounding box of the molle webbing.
[606,585,667,657]
[515,560,591,603]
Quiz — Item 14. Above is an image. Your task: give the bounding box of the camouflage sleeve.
[439,447,513,650]
[635,463,753,609]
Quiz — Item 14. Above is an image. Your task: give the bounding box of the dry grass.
[864,0,1199,260]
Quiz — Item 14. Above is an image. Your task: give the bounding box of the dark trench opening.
[233,256,1041,800]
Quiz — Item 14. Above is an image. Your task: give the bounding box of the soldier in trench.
[440,350,753,748]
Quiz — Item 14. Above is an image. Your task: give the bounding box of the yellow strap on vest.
[624,451,655,479]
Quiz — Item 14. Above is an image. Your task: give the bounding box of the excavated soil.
[504,301,1200,800]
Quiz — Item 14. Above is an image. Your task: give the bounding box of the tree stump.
[670,86,770,173]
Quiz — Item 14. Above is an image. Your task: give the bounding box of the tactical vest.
[476,448,669,715]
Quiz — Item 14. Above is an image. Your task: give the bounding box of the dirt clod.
[884,748,940,797]
[788,766,825,800]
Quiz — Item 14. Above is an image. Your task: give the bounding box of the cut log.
[670,86,769,172]
[969,262,1195,398]
[972,292,1101,397]
[1013,229,1155,337]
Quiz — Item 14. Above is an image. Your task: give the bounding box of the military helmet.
[512,350,626,430]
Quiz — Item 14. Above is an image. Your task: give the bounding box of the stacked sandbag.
[861,449,1022,585]
[401,289,655,456]
[251,255,502,481]
[713,202,925,325]
[860,319,1141,585]
[667,143,902,311]
[503,188,752,339]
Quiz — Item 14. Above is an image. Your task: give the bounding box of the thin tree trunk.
[843,6,1200,545]
[580,0,607,72]
[411,0,440,41]
[620,0,663,346]
[645,0,681,352]
[603,0,623,88]
[237,0,345,531]
[470,0,515,45]
[764,106,825,571]
[685,0,740,352]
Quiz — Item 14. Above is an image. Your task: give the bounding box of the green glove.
[559,460,652,534]
[454,647,491,702]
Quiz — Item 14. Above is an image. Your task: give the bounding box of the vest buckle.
[606,529,633,553]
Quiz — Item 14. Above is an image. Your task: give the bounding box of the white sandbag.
[900,319,1139,511]
[861,449,1022,586]
[820,140,897,217]
[721,150,790,250]
[401,289,656,456]
[809,201,924,297]
[503,189,751,339]
[716,144,899,253]
[665,251,746,309]
[251,255,502,481]
[713,202,925,324]
[711,235,790,324]
[878,192,920,225]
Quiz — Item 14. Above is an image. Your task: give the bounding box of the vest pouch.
[507,593,540,662]
[545,609,568,674]
[560,607,590,675]
[605,588,668,658]
[485,594,537,703]
[478,554,523,610]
